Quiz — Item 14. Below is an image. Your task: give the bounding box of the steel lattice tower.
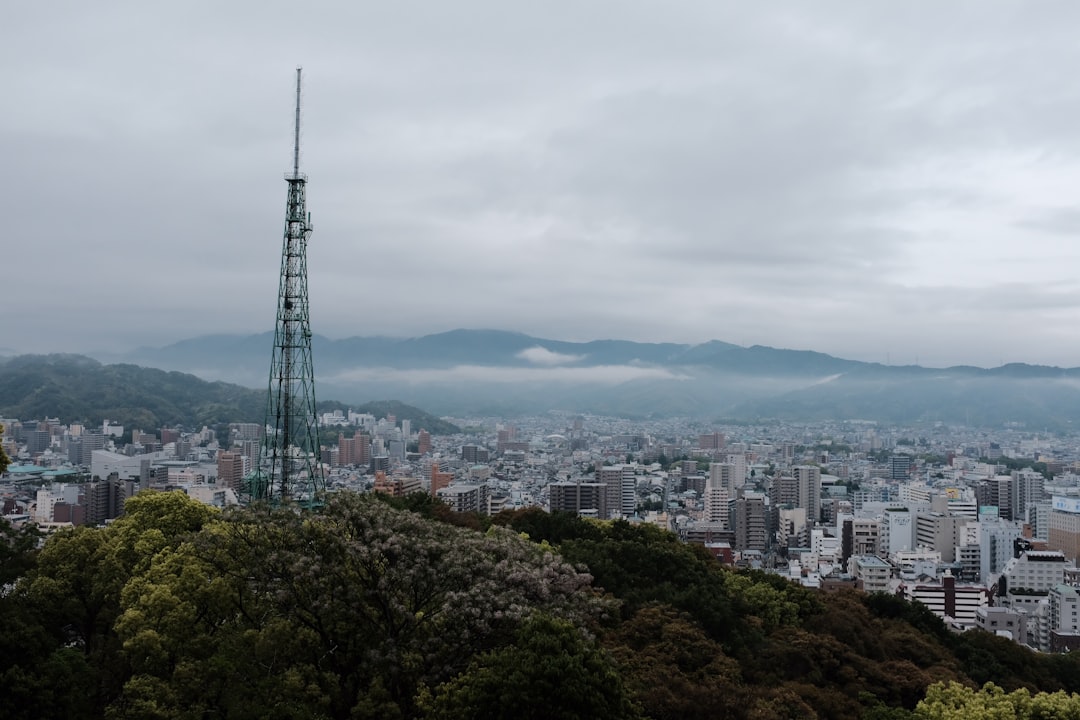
[250,67,323,503]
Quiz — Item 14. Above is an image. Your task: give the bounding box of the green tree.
[6,491,219,718]
[110,494,604,719]
[915,681,1080,719]
[603,604,742,720]
[421,614,639,720]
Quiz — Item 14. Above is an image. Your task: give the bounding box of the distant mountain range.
[74,329,1080,429]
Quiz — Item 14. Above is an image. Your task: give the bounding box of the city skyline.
[8,2,1080,367]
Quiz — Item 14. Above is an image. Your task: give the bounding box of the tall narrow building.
[792,465,821,524]
[704,463,737,525]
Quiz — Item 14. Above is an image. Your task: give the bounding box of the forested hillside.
[0,355,459,434]
[3,492,1080,719]
[0,354,264,429]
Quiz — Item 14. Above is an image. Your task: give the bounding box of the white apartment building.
[1049,585,1080,652]
[882,507,915,556]
[437,483,491,515]
[999,550,1070,613]
[851,555,891,594]
[901,573,989,628]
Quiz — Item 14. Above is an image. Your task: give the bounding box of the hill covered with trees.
[0,354,459,434]
[0,354,264,430]
[3,491,1080,719]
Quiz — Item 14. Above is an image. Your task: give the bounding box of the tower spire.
[293,66,302,179]
[247,69,323,504]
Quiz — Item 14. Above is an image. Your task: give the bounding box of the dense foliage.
[0,354,265,429]
[5,493,1080,719]
[915,681,1080,719]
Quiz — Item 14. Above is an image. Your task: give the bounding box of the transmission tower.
[249,67,323,503]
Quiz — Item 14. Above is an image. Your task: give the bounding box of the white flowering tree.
[106,492,614,719]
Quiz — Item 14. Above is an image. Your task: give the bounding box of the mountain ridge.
[34,329,1080,428]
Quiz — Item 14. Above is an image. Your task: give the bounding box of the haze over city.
[8,2,1080,367]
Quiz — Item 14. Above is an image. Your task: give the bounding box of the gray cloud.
[6,2,1080,368]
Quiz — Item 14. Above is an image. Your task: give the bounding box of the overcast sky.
[7,2,1080,367]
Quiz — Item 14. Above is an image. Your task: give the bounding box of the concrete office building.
[1049,497,1080,563]
[549,480,609,518]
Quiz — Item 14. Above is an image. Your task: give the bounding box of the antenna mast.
[293,67,302,179]
[247,67,323,503]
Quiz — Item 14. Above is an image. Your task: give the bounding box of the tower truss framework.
[249,67,323,503]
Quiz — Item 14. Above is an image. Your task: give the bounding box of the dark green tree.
[421,614,639,720]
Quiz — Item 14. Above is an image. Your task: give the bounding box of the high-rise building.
[337,433,371,467]
[373,470,421,497]
[1049,497,1080,563]
[842,518,882,564]
[725,453,748,488]
[699,432,725,451]
[881,507,914,556]
[772,475,799,509]
[437,484,490,514]
[704,463,737,526]
[792,465,821,523]
[549,480,609,517]
[1012,469,1045,525]
[175,438,192,460]
[355,433,371,466]
[217,451,246,492]
[232,423,263,443]
[980,518,1024,581]
[83,477,135,526]
[1049,585,1080,652]
[597,464,636,519]
[889,455,912,480]
[462,444,490,464]
[430,464,453,498]
[915,512,965,560]
[25,427,51,455]
[977,476,1014,520]
[79,431,106,467]
[417,429,432,455]
[733,495,767,552]
[709,463,737,492]
[999,551,1069,613]
[241,439,260,464]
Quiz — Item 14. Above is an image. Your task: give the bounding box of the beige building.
[1048,497,1080,563]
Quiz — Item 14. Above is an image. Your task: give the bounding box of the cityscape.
[12,2,1080,717]
[6,408,1080,657]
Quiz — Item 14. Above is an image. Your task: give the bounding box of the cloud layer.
[327,364,686,385]
[517,347,585,366]
[6,2,1080,367]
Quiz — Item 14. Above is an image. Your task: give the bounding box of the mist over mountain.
[81,330,1080,428]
